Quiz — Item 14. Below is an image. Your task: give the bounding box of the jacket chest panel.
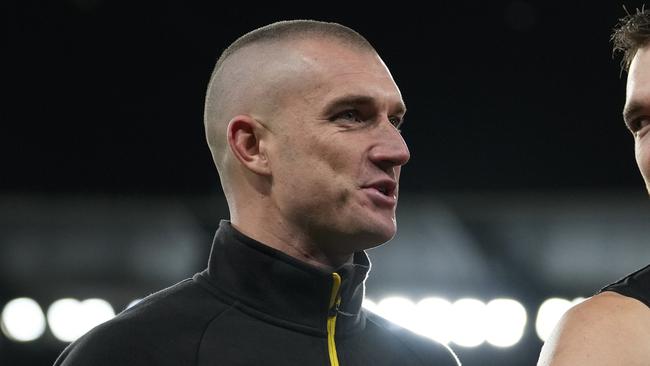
[197,307,330,366]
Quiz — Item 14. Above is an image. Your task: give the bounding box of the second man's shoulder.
[538,291,650,366]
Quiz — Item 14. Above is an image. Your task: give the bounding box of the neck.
[229,216,353,271]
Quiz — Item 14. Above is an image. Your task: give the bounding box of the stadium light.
[1,298,46,342]
[48,298,115,342]
[414,297,453,344]
[450,298,487,347]
[376,297,417,330]
[485,298,527,347]
[535,297,575,341]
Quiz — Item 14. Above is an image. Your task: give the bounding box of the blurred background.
[3,1,650,365]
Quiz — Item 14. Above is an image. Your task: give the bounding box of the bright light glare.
[126,298,142,310]
[366,295,579,347]
[535,297,574,341]
[376,297,417,330]
[48,298,115,342]
[47,298,79,342]
[484,298,527,347]
[450,298,487,347]
[1,298,46,342]
[362,298,378,313]
[572,297,586,305]
[413,297,452,344]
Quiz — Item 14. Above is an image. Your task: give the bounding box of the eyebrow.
[321,94,407,116]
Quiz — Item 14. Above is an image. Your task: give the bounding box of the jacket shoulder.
[365,310,460,365]
[54,277,231,366]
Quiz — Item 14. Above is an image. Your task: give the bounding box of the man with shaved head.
[537,8,650,366]
[54,20,460,366]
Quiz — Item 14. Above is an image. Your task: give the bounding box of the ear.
[227,115,271,176]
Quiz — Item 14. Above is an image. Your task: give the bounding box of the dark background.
[4,0,645,195]
[3,1,650,365]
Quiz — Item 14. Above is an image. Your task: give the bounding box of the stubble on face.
[265,41,406,252]
[215,36,408,267]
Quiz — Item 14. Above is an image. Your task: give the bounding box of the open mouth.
[365,180,397,197]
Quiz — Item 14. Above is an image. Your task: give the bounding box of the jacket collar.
[203,220,371,334]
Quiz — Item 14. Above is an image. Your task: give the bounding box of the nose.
[368,119,411,172]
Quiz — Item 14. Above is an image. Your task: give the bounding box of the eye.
[332,110,363,123]
[389,116,404,130]
[629,117,650,136]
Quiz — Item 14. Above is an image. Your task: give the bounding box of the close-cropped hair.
[211,20,376,77]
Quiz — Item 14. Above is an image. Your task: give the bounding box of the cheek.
[636,140,650,180]
[309,133,351,165]
[302,142,357,207]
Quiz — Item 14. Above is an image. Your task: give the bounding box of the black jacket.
[600,263,650,308]
[54,221,460,365]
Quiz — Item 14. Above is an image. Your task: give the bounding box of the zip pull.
[328,272,342,313]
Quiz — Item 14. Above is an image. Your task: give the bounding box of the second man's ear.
[226,115,271,176]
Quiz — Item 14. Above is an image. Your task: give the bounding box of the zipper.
[327,272,342,366]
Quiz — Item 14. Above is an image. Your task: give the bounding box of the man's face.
[625,45,650,193]
[265,39,410,254]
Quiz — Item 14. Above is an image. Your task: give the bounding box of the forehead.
[626,46,650,110]
[287,39,404,110]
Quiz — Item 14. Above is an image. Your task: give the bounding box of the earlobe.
[227,115,271,176]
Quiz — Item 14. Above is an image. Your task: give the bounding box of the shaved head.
[201,19,408,267]
[203,20,377,191]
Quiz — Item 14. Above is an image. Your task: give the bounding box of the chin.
[353,219,397,249]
